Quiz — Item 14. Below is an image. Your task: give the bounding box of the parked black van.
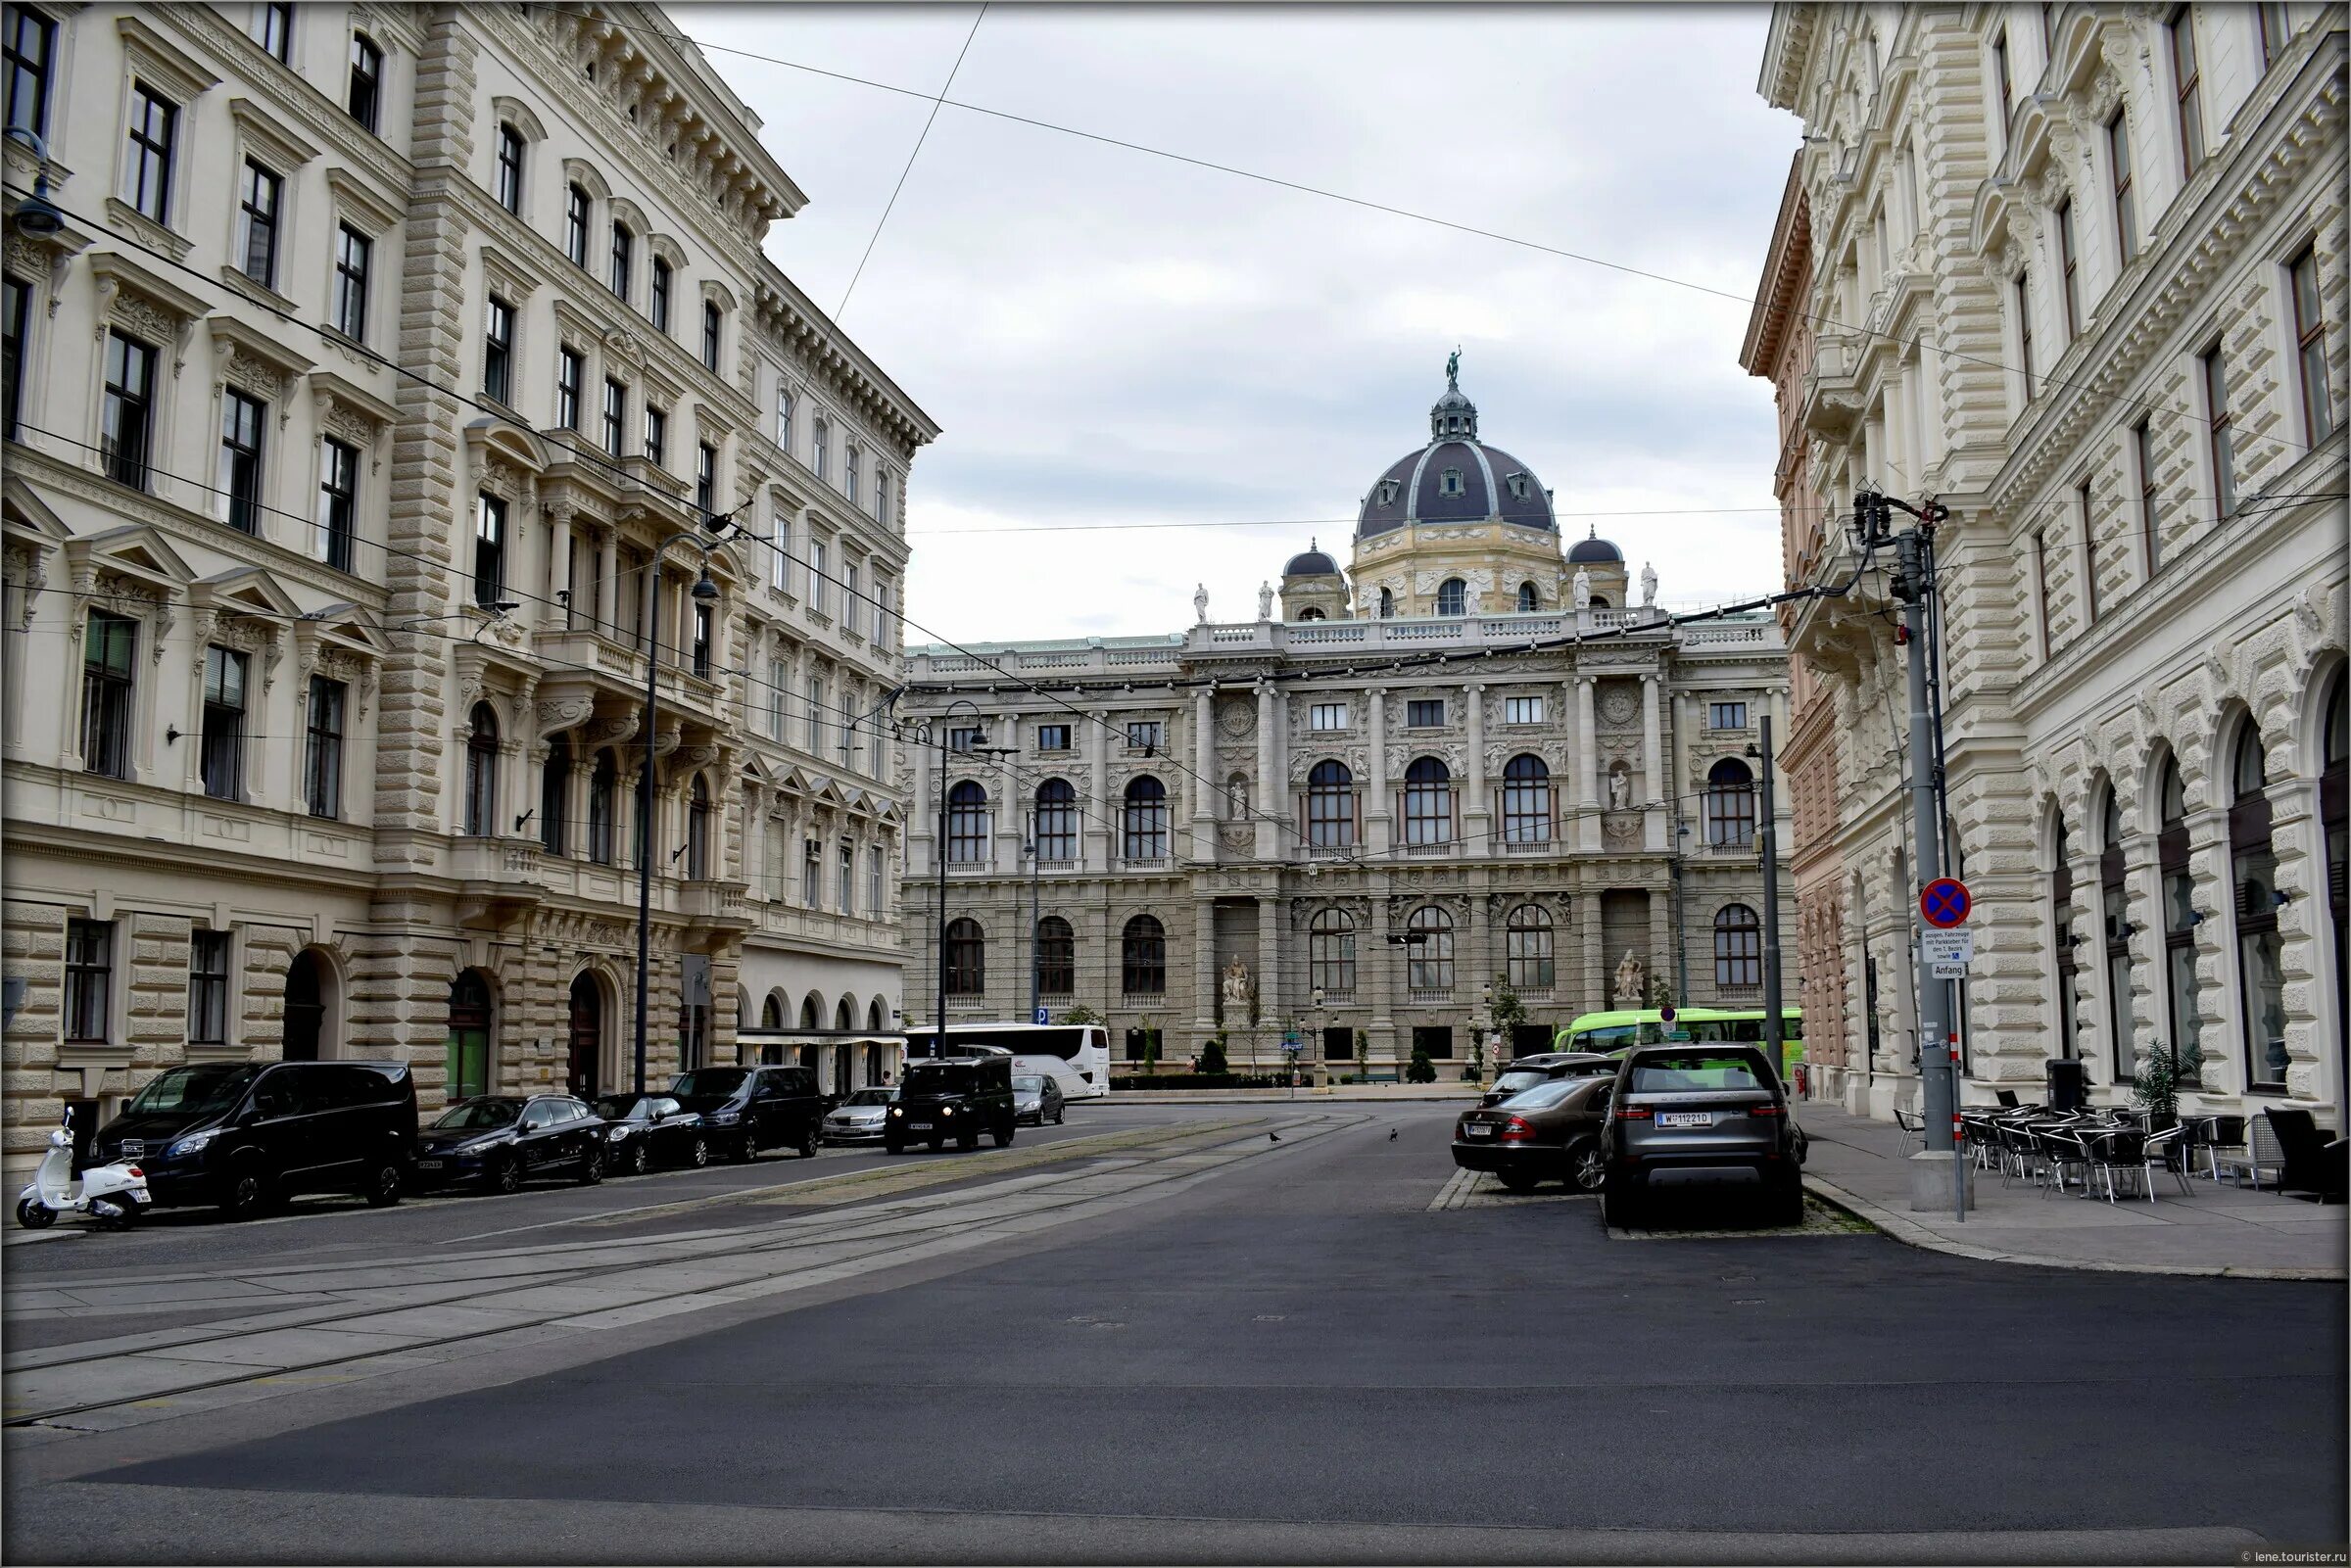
[95,1060,418,1219]
[666,1064,823,1163]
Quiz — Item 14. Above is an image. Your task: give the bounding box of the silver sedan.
[821,1086,897,1145]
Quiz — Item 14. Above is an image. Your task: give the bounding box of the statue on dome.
[1641,561,1658,609]
[1194,584,1210,624]
[1572,567,1593,612]
[1258,582,1274,621]
[1445,347,1461,387]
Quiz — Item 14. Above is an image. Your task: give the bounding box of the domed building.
[905,357,1792,1083]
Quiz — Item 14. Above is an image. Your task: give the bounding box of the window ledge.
[217,265,297,315]
[105,198,192,262]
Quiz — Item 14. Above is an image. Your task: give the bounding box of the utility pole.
[1755,714,1786,1088]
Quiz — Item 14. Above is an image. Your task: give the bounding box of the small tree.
[2132,1038,2204,1127]
[1645,974,1676,1011]
[1490,975,1529,1064]
[1060,1003,1102,1027]
[1407,1042,1436,1084]
[1199,1031,1230,1076]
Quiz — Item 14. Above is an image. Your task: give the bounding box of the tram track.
[5,1113,1362,1429]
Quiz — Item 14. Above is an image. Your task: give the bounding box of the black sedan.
[593,1094,710,1175]
[413,1095,607,1193]
[1452,1075,1613,1192]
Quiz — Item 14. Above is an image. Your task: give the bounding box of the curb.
[1800,1173,2347,1281]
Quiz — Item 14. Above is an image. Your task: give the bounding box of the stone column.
[1574,676,1601,853]
[1578,887,1605,1019]
[1642,673,1666,852]
[1367,689,1391,853]
[597,526,618,637]
[1255,681,1279,859]
[548,504,574,629]
[995,715,1020,876]
[1193,898,1217,1043]
[1256,895,1280,1056]
[1192,684,1216,863]
[1085,709,1110,874]
[1369,885,1397,1067]
[2182,804,2232,1095]
[2262,776,2334,1106]
[1463,682,1489,855]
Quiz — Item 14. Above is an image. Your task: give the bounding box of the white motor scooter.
[15,1125,150,1230]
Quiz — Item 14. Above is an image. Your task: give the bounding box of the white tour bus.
[901,1022,1111,1102]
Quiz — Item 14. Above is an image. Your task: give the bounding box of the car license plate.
[909,1122,933,1131]
[1658,1112,1713,1129]
[416,1159,444,1169]
[1464,1124,1494,1138]
[128,1189,150,1204]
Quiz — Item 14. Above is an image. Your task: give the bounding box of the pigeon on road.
[1388,1128,1398,1141]
[1269,1131,1281,1143]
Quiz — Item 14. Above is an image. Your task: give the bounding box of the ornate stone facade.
[1,4,933,1169]
[1755,5,2347,1124]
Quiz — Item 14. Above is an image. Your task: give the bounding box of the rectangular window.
[347,32,381,133]
[768,659,787,736]
[875,468,890,525]
[482,296,514,404]
[771,513,789,592]
[2258,3,2292,69]
[556,348,582,431]
[188,929,230,1045]
[2107,113,2137,265]
[1503,695,1543,725]
[691,601,712,681]
[1406,699,1445,728]
[807,679,826,751]
[237,159,282,287]
[564,183,590,267]
[696,441,716,514]
[602,377,626,457]
[6,5,56,137]
[2014,271,2035,393]
[1126,720,1164,751]
[332,223,370,340]
[2077,479,2098,627]
[1709,701,1750,731]
[608,221,632,302]
[947,725,982,753]
[3,271,26,440]
[201,645,249,801]
[2134,417,2162,575]
[650,255,672,332]
[811,417,827,480]
[1991,30,2012,143]
[844,446,859,504]
[305,674,345,819]
[1036,723,1071,751]
[64,919,112,1044]
[2290,245,2335,445]
[869,847,883,917]
[776,387,792,452]
[2055,198,2080,339]
[874,578,891,642]
[2201,345,2234,514]
[2170,6,2203,176]
[101,330,157,491]
[218,389,265,534]
[643,404,666,468]
[839,841,853,915]
[845,562,860,629]
[124,82,176,223]
[803,838,822,907]
[317,436,359,571]
[1310,702,1349,732]
[473,493,505,605]
[2033,530,2052,658]
[79,610,136,779]
[701,300,721,371]
[494,122,524,214]
[809,540,827,615]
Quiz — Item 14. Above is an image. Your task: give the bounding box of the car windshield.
[670,1069,749,1099]
[1630,1054,1767,1094]
[1501,1078,1580,1110]
[901,1066,972,1096]
[841,1088,894,1107]
[1492,1070,1549,1096]
[124,1064,261,1117]
[1013,1075,1043,1092]
[433,1100,521,1130]
[594,1096,647,1120]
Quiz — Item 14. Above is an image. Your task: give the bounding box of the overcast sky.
[674,4,1799,645]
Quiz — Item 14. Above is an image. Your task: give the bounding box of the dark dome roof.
[1356,372,1555,541]
[1283,543,1341,577]
[1567,529,1623,563]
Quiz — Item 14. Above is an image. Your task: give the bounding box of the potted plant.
[2131,1038,2204,1131]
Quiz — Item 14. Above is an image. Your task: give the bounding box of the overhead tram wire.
[515,2,2324,464]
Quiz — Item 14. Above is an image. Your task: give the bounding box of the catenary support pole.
[1895,525,1961,1219]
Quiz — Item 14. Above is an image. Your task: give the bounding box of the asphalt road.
[5,1101,2342,1564]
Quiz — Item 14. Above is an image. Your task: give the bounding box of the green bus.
[1554,1006,1805,1059]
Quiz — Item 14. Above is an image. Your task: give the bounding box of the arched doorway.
[282,950,329,1061]
[447,971,494,1102]
[566,973,603,1099]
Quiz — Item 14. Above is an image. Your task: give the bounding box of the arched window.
[1506,905,1555,988]
[2050,812,2078,1060]
[1307,760,1355,847]
[540,733,571,855]
[2231,726,2285,1087]
[1407,906,1454,991]
[1403,757,1453,845]
[760,992,783,1029]
[946,781,988,863]
[588,749,617,865]
[494,122,525,214]
[686,774,711,879]
[1123,775,1169,860]
[836,997,854,1031]
[463,703,500,836]
[1310,907,1355,996]
[1714,904,1762,987]
[1378,588,1395,619]
[1032,779,1077,862]
[1297,606,1325,621]
[1121,914,1166,996]
[799,993,821,1028]
[564,181,591,266]
[1703,758,1755,847]
[1035,915,1075,996]
[1435,578,1466,616]
[1501,754,1551,844]
[2098,783,2132,1079]
[1517,581,1539,612]
[943,919,984,996]
[1590,594,1611,609]
[2157,754,2201,1080]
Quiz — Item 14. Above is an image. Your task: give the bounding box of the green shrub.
[1199,1034,1229,1075]
[1407,1045,1436,1084]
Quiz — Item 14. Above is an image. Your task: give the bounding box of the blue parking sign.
[1033,1006,1049,1025]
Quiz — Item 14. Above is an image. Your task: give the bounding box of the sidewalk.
[1797,1105,2346,1279]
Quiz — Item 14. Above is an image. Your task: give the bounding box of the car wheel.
[221,1163,272,1221]
[1053,1105,1065,1125]
[1601,1174,1644,1229]
[628,1142,650,1177]
[958,1128,980,1151]
[885,1139,904,1156]
[729,1134,755,1164]
[363,1162,403,1208]
[489,1154,523,1196]
[930,1136,946,1152]
[1566,1138,1607,1194]
[16,1196,56,1229]
[1766,1176,1805,1229]
[1498,1168,1543,1193]
[992,1124,1014,1149]
[688,1137,710,1168]
[578,1147,603,1185]
[796,1125,820,1160]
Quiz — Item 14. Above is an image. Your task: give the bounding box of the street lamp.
[929,698,1014,1058]
[632,517,735,1095]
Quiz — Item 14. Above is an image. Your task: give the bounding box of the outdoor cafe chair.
[1894,1104,1925,1157]
[2036,1125,2091,1196]
[2141,1122,2195,1198]
[2196,1115,2248,1182]
[2082,1126,2150,1203]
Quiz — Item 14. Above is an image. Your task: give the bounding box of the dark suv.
[885,1057,1015,1153]
[96,1060,417,1219]
[667,1065,822,1163]
[1600,1044,1802,1227]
